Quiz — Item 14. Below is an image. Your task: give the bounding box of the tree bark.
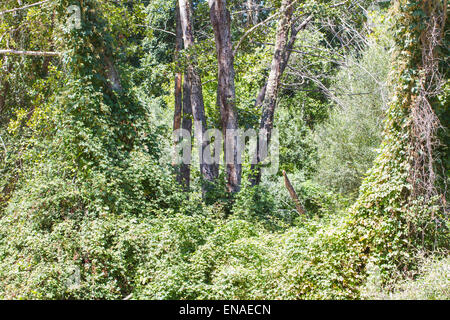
[103,54,123,92]
[0,71,10,115]
[174,4,192,190]
[179,73,193,190]
[173,4,183,163]
[208,0,242,193]
[246,0,258,26]
[254,14,313,108]
[179,0,216,192]
[250,0,295,185]
[0,49,60,56]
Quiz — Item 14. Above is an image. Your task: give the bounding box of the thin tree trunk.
[246,0,258,26]
[0,73,10,115]
[179,0,216,193]
[0,49,60,56]
[179,74,193,190]
[208,0,241,193]
[174,3,192,190]
[0,55,11,115]
[103,55,123,92]
[255,14,312,108]
[250,0,295,185]
[173,4,183,165]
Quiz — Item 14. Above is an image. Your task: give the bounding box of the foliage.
[362,252,450,300]
[313,36,392,197]
[346,0,449,285]
[0,0,448,300]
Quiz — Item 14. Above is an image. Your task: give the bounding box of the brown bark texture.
[208,0,242,193]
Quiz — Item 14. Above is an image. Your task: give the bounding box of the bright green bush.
[186,213,364,300]
[313,39,392,197]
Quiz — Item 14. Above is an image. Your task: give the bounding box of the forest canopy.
[0,0,448,300]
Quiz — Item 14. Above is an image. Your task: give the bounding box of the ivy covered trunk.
[349,0,448,283]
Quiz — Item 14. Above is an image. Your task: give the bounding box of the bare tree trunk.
[178,74,193,190]
[208,0,241,193]
[174,0,192,190]
[250,0,295,185]
[254,14,312,108]
[0,76,9,115]
[0,56,11,115]
[103,54,123,92]
[0,49,60,56]
[179,0,216,192]
[173,4,192,189]
[173,4,183,164]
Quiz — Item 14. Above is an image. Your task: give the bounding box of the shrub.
[362,253,450,300]
[313,40,392,197]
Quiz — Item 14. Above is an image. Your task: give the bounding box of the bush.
[187,213,364,300]
[362,253,450,300]
[313,40,392,197]
[0,213,215,299]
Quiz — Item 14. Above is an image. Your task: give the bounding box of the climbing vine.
[348,0,448,284]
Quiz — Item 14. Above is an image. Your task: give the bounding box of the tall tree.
[208,0,241,193]
[250,0,295,185]
[173,3,193,190]
[173,4,184,179]
[178,0,216,192]
[349,0,448,281]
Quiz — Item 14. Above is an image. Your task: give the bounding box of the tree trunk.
[174,4,192,190]
[0,57,11,115]
[0,49,60,56]
[208,0,241,193]
[103,54,123,92]
[250,0,295,185]
[173,4,183,166]
[178,0,216,192]
[254,14,313,108]
[178,73,193,190]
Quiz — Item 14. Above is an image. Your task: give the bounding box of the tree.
[208,0,241,193]
[178,0,216,193]
[250,0,295,185]
[349,0,448,281]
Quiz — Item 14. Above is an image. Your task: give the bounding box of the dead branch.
[283,170,305,215]
[0,0,51,16]
[0,49,60,56]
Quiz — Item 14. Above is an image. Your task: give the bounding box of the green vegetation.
[0,0,448,300]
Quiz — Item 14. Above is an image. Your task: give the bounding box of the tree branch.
[0,0,51,16]
[0,49,60,56]
[233,9,281,56]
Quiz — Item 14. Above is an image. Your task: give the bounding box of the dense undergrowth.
[0,0,448,299]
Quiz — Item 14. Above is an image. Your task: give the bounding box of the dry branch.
[0,49,60,56]
[0,0,51,16]
[283,170,305,215]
